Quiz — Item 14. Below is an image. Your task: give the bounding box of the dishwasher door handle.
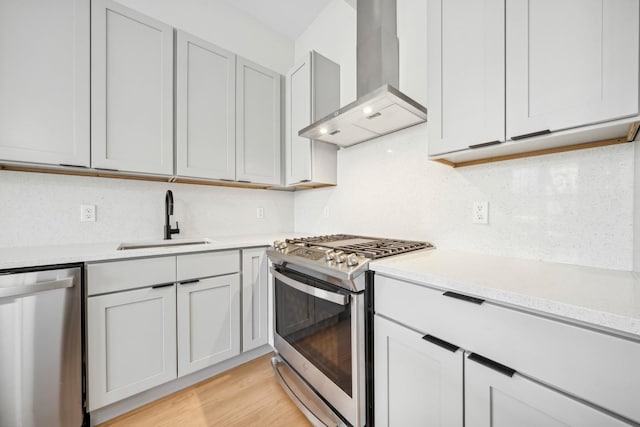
[0,277,74,299]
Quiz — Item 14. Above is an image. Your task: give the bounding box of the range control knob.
[280,242,288,250]
[273,240,282,249]
[325,250,336,261]
[335,251,347,264]
[346,254,359,267]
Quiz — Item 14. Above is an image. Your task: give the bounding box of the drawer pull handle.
[468,140,502,149]
[511,129,551,140]
[422,335,459,353]
[443,291,484,305]
[180,279,200,285]
[151,283,174,289]
[468,353,516,377]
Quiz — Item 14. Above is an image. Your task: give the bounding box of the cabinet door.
[176,31,236,180]
[236,57,282,185]
[285,51,339,187]
[427,0,505,156]
[285,55,312,185]
[374,315,463,427]
[177,274,240,377]
[506,0,639,140]
[242,248,269,351]
[91,0,174,175]
[0,0,90,167]
[465,353,632,427]
[87,284,177,411]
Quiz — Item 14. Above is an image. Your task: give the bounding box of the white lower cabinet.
[374,275,640,426]
[87,284,177,411]
[241,248,269,351]
[87,248,270,412]
[177,274,241,377]
[465,353,629,427]
[374,315,463,427]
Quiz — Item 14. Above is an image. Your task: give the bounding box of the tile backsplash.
[0,171,294,248]
[294,125,635,271]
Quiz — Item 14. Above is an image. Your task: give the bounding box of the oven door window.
[275,274,352,397]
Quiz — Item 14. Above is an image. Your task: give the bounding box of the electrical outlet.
[256,207,264,219]
[472,201,489,224]
[322,206,330,218]
[80,204,96,222]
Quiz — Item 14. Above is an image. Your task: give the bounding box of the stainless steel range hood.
[298,0,427,147]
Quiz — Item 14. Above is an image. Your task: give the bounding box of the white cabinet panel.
[465,353,632,427]
[177,274,240,376]
[176,31,236,180]
[374,315,463,427]
[91,0,173,175]
[286,58,311,185]
[87,284,177,410]
[176,250,239,282]
[87,256,176,296]
[285,51,339,187]
[506,0,639,139]
[427,0,505,155]
[241,248,269,351]
[0,0,90,167]
[236,57,282,185]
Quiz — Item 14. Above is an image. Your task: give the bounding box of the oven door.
[272,266,365,427]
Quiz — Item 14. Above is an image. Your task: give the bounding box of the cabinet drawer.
[375,275,640,423]
[176,250,239,281]
[87,256,176,295]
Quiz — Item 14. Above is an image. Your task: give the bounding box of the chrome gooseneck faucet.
[164,190,180,240]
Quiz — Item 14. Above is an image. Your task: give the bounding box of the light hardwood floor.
[100,353,312,427]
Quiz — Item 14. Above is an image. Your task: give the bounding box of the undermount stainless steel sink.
[117,238,213,250]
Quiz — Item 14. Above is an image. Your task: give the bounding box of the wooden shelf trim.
[0,163,334,191]
[433,136,631,168]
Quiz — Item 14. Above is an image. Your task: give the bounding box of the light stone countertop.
[0,233,297,270]
[371,249,640,338]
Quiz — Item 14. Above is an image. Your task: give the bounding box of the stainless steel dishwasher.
[0,264,85,427]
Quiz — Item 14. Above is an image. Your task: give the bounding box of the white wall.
[0,171,293,248]
[117,0,293,75]
[294,0,635,270]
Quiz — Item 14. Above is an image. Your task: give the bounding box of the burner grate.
[285,235,433,259]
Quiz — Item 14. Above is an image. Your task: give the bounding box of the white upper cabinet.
[286,51,340,187]
[91,0,174,175]
[506,0,639,140]
[427,0,505,156]
[236,57,282,185]
[428,0,640,162]
[0,0,90,167]
[176,31,236,180]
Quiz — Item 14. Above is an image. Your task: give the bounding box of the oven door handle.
[271,268,350,306]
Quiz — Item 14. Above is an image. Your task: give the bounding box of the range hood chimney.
[298,0,427,147]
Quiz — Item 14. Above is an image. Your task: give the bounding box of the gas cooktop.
[267,234,434,288]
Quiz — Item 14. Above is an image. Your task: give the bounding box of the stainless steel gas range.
[267,235,433,427]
